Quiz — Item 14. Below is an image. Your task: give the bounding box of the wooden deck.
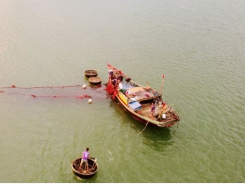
[140,104,161,117]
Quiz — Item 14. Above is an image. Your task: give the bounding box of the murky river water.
[0,0,244,182]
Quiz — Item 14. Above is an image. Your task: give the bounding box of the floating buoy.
[11,85,16,88]
[82,84,86,89]
[49,86,52,88]
[88,99,92,104]
[0,89,2,92]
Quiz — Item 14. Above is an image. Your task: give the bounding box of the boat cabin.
[118,79,163,117]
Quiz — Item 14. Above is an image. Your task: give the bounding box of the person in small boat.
[80,148,90,170]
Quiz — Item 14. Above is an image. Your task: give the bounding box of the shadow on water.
[130,117,174,150]
[139,124,174,152]
[72,173,98,183]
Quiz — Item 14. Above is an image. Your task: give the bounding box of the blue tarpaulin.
[128,101,141,111]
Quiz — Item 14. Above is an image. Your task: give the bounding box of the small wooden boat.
[106,63,180,128]
[84,70,98,78]
[71,157,98,178]
[88,77,102,84]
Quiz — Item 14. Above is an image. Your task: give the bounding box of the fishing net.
[105,81,118,100]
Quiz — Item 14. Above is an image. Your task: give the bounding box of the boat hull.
[106,63,180,128]
[71,157,98,179]
[116,93,178,128]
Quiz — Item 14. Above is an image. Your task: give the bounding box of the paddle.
[90,158,97,171]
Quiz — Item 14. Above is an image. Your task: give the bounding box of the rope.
[139,122,149,134]
[0,84,83,89]
[0,84,92,100]
[2,92,92,100]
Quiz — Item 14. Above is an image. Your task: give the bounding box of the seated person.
[117,75,123,82]
[118,78,129,94]
[126,78,130,82]
[118,79,123,89]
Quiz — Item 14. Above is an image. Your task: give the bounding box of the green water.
[0,0,244,182]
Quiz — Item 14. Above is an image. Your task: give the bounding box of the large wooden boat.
[71,157,98,178]
[106,63,180,128]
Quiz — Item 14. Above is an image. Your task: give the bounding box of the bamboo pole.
[160,77,164,95]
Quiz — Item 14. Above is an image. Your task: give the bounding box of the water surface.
[0,0,245,182]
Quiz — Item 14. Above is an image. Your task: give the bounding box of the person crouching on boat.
[80,148,90,170]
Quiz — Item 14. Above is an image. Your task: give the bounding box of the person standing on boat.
[151,102,156,115]
[80,148,90,170]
